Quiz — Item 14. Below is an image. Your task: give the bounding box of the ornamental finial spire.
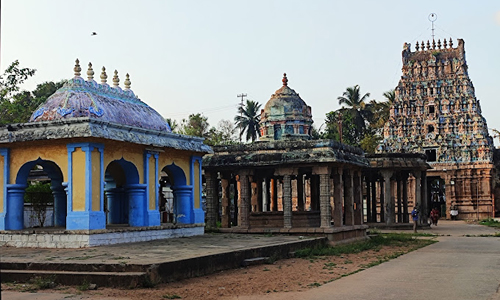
[282,73,288,86]
[124,73,131,89]
[87,62,94,81]
[113,70,119,87]
[74,59,81,77]
[100,67,107,84]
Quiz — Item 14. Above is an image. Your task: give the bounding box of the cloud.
[495,11,500,26]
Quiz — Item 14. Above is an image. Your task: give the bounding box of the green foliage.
[179,113,210,137]
[165,118,179,132]
[0,60,36,100]
[479,218,500,228]
[163,294,182,299]
[234,99,262,142]
[24,182,53,228]
[32,276,56,290]
[359,133,382,153]
[295,233,435,258]
[205,119,237,146]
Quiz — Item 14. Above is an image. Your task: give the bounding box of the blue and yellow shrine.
[0,60,211,241]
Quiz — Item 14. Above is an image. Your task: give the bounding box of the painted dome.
[29,59,171,132]
[259,73,313,141]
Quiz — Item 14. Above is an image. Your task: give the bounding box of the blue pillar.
[190,156,205,224]
[127,183,147,227]
[66,143,105,230]
[106,187,124,224]
[52,184,67,227]
[0,148,10,230]
[173,185,194,224]
[144,150,160,226]
[5,184,27,230]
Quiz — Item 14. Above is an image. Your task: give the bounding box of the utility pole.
[237,93,247,142]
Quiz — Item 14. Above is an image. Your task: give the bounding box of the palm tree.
[337,85,371,134]
[234,100,262,142]
[371,89,395,129]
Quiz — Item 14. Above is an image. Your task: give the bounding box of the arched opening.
[159,163,192,224]
[104,158,143,227]
[7,158,66,230]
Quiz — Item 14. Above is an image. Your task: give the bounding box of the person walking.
[430,207,440,226]
[411,207,419,233]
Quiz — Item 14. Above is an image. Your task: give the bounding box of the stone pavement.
[237,220,500,300]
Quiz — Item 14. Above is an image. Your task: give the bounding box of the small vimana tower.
[379,38,497,220]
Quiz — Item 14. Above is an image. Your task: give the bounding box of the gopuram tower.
[379,38,496,220]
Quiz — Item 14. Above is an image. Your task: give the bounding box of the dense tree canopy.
[323,85,394,153]
[0,60,65,125]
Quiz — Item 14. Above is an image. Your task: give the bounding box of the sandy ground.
[1,241,430,300]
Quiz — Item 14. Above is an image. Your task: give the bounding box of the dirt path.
[2,240,431,300]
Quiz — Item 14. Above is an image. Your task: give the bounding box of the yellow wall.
[91,149,101,211]
[148,155,156,210]
[0,154,4,213]
[103,141,145,184]
[194,160,200,209]
[72,148,86,211]
[9,142,69,184]
[157,150,192,186]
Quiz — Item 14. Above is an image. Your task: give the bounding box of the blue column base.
[0,212,6,230]
[66,211,106,230]
[193,208,205,224]
[147,210,161,226]
[173,185,194,224]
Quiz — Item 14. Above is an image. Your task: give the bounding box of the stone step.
[1,269,149,288]
[241,257,270,267]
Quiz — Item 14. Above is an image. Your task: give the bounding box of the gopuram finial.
[282,73,288,86]
[449,38,453,48]
[87,62,94,81]
[74,59,82,77]
[100,67,107,84]
[113,70,119,87]
[124,73,131,89]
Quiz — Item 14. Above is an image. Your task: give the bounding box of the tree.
[165,118,179,133]
[234,100,262,142]
[337,85,372,134]
[0,60,66,125]
[205,119,237,146]
[179,113,210,137]
[324,109,364,146]
[0,60,36,101]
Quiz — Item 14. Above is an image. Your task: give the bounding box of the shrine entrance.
[427,177,446,217]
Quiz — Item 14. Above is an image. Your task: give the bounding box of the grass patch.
[163,294,182,299]
[33,275,56,290]
[479,218,500,228]
[295,233,435,258]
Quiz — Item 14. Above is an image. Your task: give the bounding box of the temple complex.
[379,38,496,220]
[0,60,211,248]
[204,74,370,242]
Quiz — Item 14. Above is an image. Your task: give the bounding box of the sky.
[2,0,500,143]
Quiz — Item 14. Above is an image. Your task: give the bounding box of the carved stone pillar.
[365,174,372,223]
[372,177,378,222]
[238,172,250,228]
[250,176,258,213]
[271,178,278,212]
[221,174,231,228]
[396,175,402,223]
[381,170,393,225]
[297,174,304,211]
[333,168,344,227]
[344,169,354,226]
[353,170,363,225]
[205,171,218,229]
[283,174,292,228]
[402,173,409,223]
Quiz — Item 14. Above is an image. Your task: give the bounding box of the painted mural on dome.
[30,60,171,132]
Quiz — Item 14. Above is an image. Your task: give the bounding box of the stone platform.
[0,224,204,248]
[0,233,326,287]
